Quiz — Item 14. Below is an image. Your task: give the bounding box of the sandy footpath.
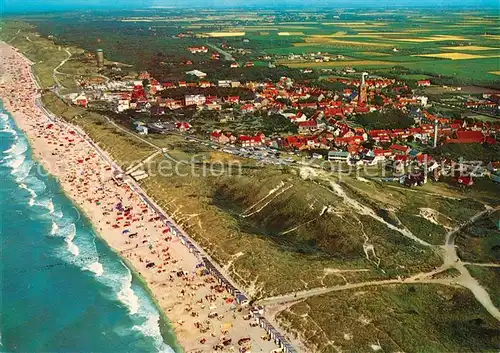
[0,41,282,353]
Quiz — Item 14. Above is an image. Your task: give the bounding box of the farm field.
[11,9,500,84]
[184,10,499,84]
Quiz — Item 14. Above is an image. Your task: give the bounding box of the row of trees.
[354,108,414,130]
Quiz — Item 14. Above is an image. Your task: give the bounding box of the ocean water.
[0,103,182,353]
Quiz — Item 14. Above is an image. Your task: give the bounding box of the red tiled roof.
[298,120,318,128]
[390,144,409,151]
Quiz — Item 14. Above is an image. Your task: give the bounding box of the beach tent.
[122,230,130,234]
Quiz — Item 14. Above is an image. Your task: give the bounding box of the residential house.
[225,96,240,104]
[211,131,231,144]
[390,144,410,155]
[185,94,206,106]
[187,46,208,54]
[241,104,256,114]
[487,161,500,173]
[72,93,88,108]
[328,151,350,161]
[373,149,393,162]
[417,80,431,87]
[457,175,474,187]
[446,130,485,144]
[218,80,232,88]
[298,120,318,134]
[116,99,130,112]
[238,135,263,147]
[176,122,191,131]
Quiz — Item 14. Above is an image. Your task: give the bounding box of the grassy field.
[185,10,500,83]
[0,21,68,88]
[456,210,500,264]
[466,266,500,308]
[0,21,106,91]
[277,284,500,353]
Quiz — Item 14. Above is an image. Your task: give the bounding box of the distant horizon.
[2,0,499,15]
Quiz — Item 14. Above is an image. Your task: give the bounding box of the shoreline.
[0,42,294,353]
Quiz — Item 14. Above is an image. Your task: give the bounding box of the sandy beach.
[0,41,285,353]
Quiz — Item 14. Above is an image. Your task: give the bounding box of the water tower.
[96,49,104,67]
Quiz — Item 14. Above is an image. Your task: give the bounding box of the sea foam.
[64,224,79,256]
[133,315,176,353]
[19,183,37,206]
[85,261,104,277]
[117,267,140,315]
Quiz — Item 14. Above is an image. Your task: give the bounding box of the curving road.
[53,48,72,90]
[258,206,500,322]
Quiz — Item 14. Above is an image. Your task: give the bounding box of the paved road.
[53,49,72,90]
[206,43,234,61]
[257,277,454,306]
[258,206,500,323]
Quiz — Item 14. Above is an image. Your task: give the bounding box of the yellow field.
[462,20,496,24]
[322,22,388,27]
[278,32,305,36]
[205,32,246,37]
[383,35,471,43]
[281,60,394,68]
[279,22,319,25]
[489,71,500,76]
[385,38,435,42]
[431,35,471,40]
[482,35,500,40]
[359,51,391,56]
[227,25,310,30]
[413,53,490,60]
[442,46,500,51]
[358,32,409,35]
[404,29,433,32]
[300,36,392,47]
[322,22,367,25]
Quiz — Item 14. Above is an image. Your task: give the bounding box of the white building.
[218,80,231,87]
[416,96,429,107]
[116,99,130,112]
[185,94,206,106]
[186,70,207,78]
[136,125,148,135]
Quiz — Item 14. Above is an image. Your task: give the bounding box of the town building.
[185,94,206,106]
